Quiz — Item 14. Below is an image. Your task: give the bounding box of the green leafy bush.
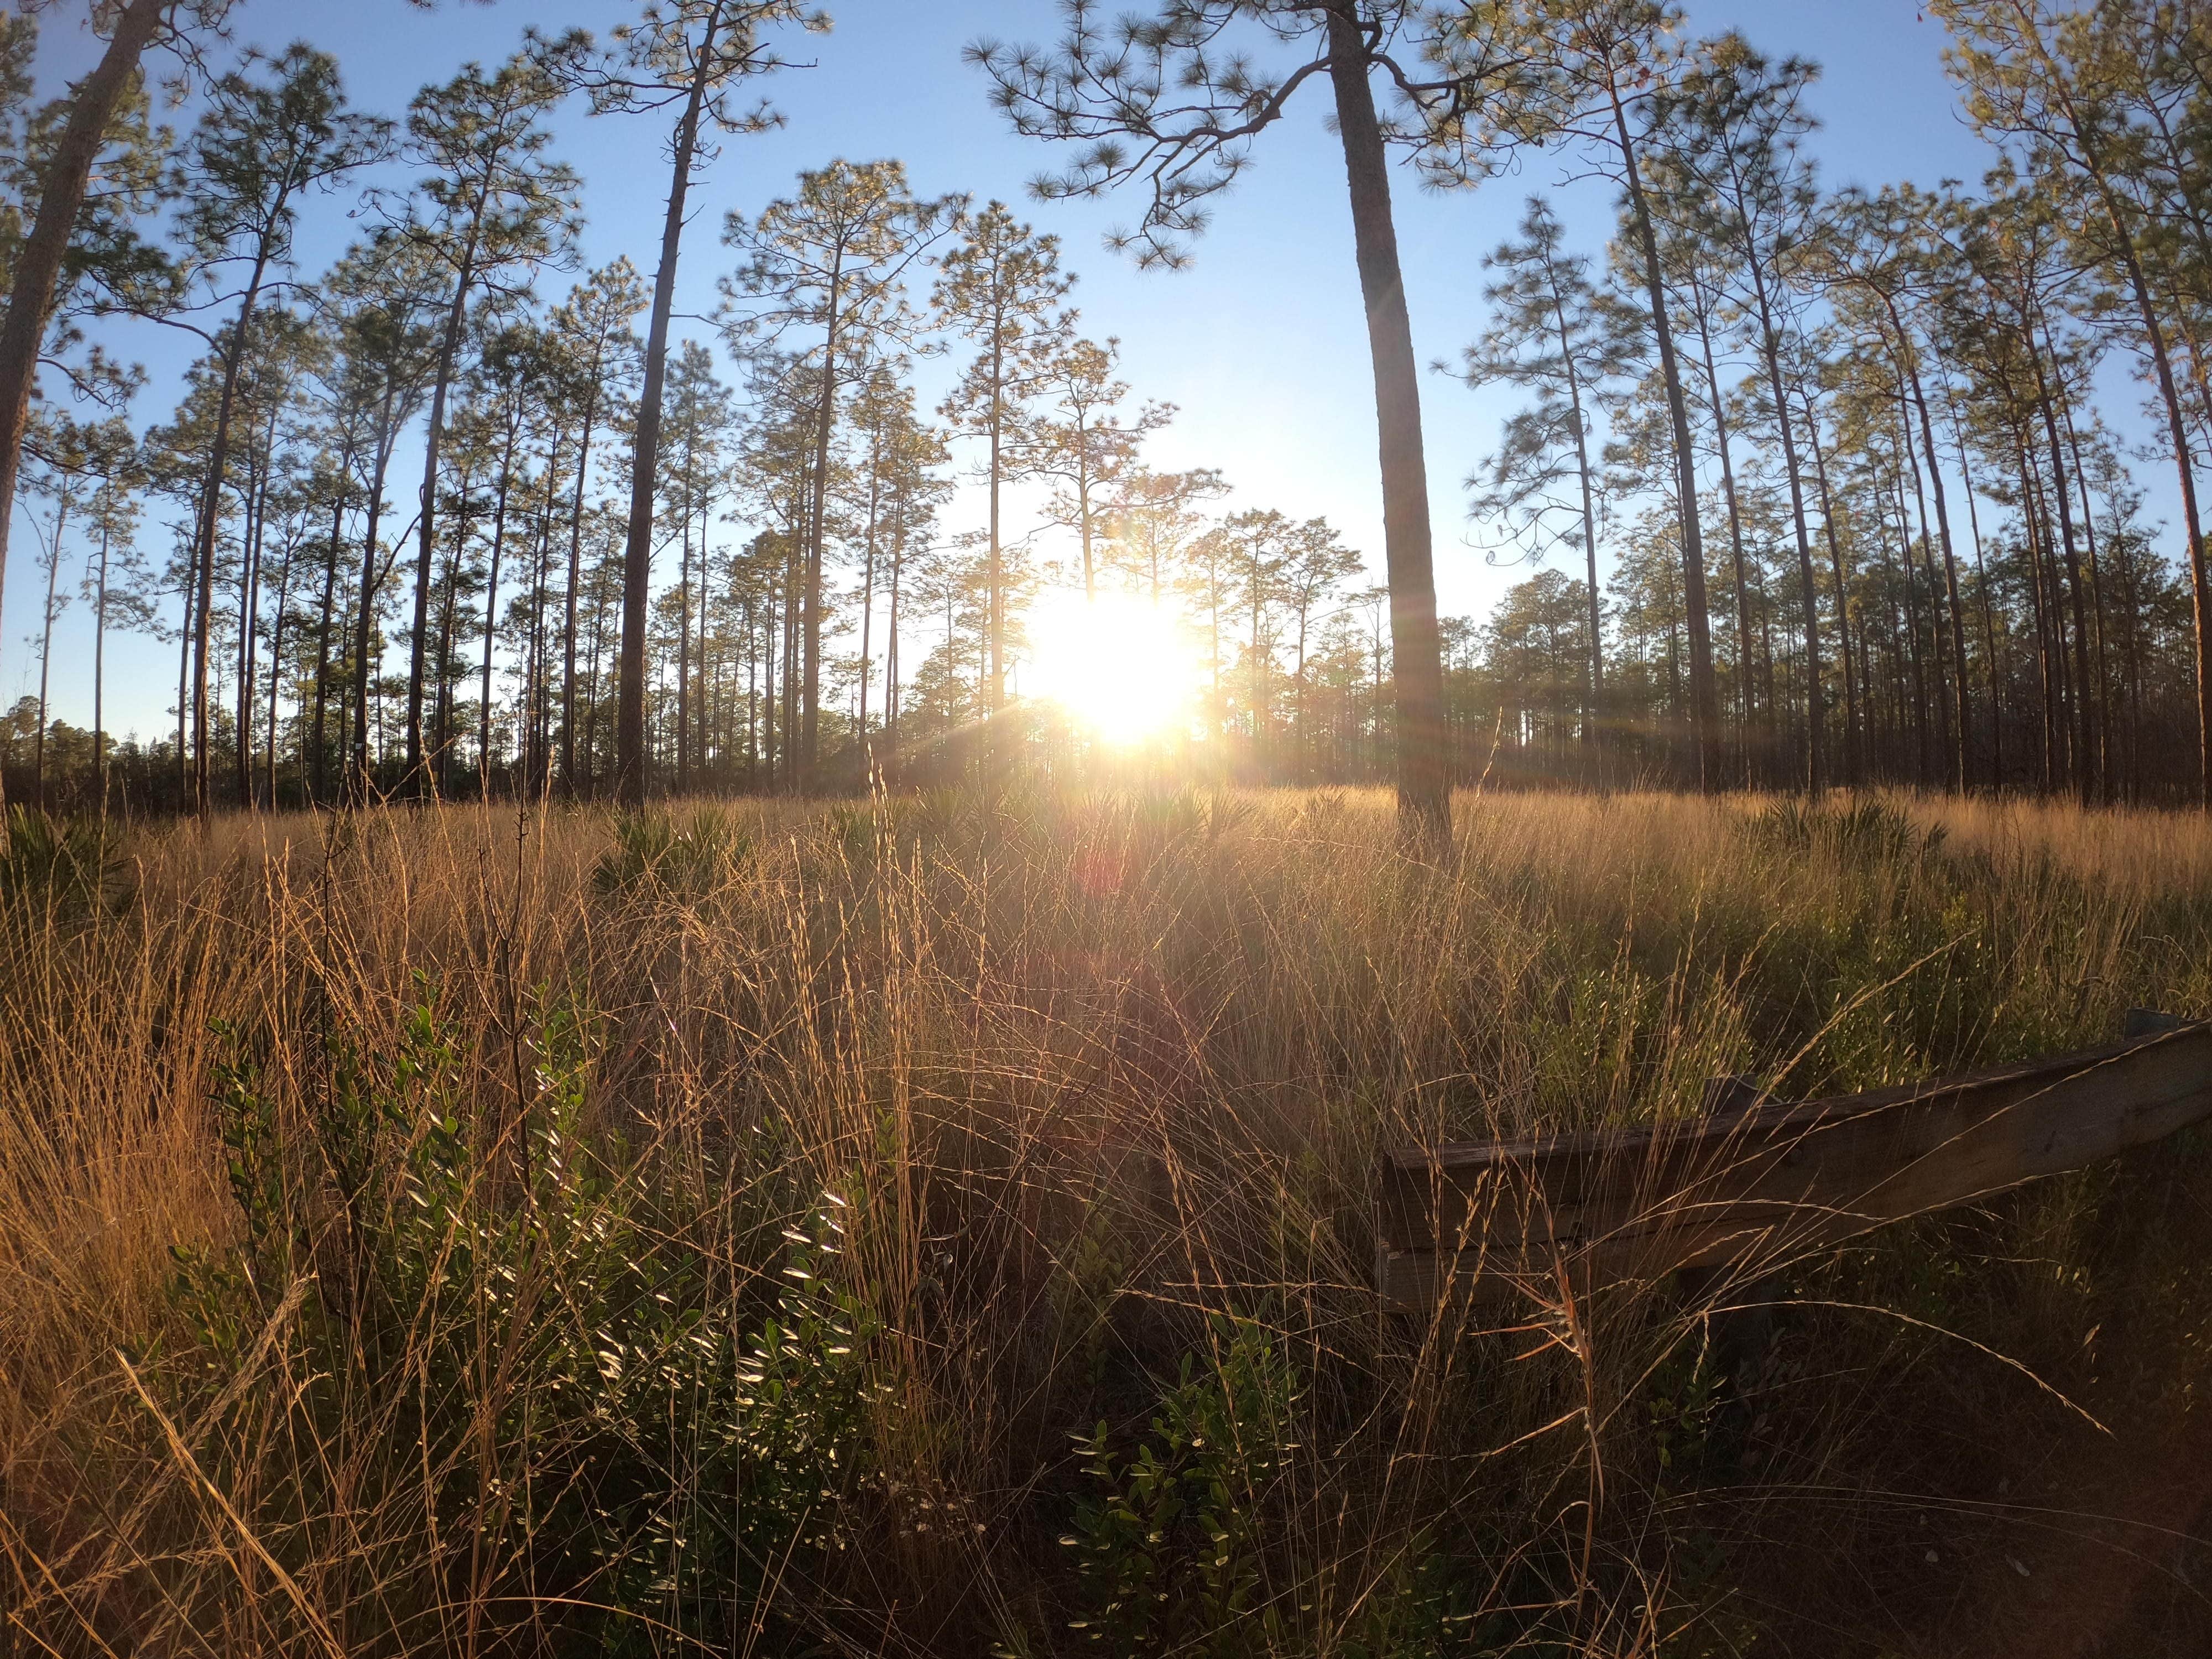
[592,807,752,901]
[0,806,130,919]
[1063,1317,1301,1654]
[162,989,883,1650]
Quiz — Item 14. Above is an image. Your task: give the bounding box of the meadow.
[3,785,2211,1657]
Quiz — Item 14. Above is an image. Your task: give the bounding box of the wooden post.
[1379,1021,2212,1309]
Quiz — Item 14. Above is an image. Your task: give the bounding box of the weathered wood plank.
[1379,1022,2212,1308]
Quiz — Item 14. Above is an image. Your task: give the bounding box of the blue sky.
[7,0,2005,743]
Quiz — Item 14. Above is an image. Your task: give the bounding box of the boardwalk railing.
[1378,1018,2212,1308]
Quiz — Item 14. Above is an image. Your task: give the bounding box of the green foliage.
[592,807,752,901]
[1747,796,1947,867]
[1063,1317,1301,1654]
[0,806,130,920]
[161,988,881,1648]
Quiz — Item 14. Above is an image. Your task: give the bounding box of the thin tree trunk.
[480,440,513,789]
[858,432,881,742]
[1750,307,1823,793]
[1945,398,2005,789]
[2016,435,2060,791]
[1324,2,1448,844]
[410,253,477,801]
[1549,264,1604,769]
[0,0,167,714]
[351,382,401,802]
[312,478,347,804]
[92,515,109,810]
[1610,73,1719,786]
[1891,321,1969,791]
[2031,369,2096,805]
[677,467,693,791]
[1897,384,1952,785]
[34,490,67,810]
[264,539,295,808]
[802,247,844,781]
[1694,312,1756,783]
[988,340,1005,712]
[1802,396,1859,786]
[190,254,276,816]
[2060,400,2114,800]
[617,2,724,808]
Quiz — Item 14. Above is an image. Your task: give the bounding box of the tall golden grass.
[2,785,2209,1656]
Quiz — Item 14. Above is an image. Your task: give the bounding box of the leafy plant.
[1749,796,1945,866]
[592,808,752,901]
[0,806,131,919]
[164,990,884,1649]
[1063,1317,1301,1654]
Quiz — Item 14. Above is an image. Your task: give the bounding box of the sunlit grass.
[3,785,2209,1654]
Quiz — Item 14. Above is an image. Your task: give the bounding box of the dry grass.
[2,784,2210,1657]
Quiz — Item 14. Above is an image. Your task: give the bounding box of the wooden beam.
[1378,1022,2212,1309]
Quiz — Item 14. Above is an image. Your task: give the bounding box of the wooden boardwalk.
[1378,1018,2212,1307]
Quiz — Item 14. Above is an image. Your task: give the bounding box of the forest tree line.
[1,0,2208,815]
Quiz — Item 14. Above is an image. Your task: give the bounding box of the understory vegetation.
[3,785,2211,1656]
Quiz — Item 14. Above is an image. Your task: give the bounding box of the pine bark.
[1324,3,1449,846]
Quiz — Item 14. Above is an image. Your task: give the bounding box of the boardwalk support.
[1378,1019,2212,1309]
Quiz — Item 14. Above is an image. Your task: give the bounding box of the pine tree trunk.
[1896,383,1950,784]
[351,383,400,802]
[93,519,108,811]
[2031,367,2096,805]
[410,263,474,801]
[0,0,167,737]
[554,416,585,793]
[1751,309,1823,795]
[1802,400,1859,786]
[481,441,513,789]
[312,479,347,805]
[617,13,721,808]
[1694,314,1755,784]
[987,342,1005,712]
[1557,314,1603,770]
[1890,319,1969,792]
[34,489,67,810]
[1610,80,1720,788]
[802,253,844,782]
[1323,3,1448,848]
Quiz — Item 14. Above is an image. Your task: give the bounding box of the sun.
[1019,588,1202,745]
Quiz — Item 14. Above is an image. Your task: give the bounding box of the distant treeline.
[2,2,2208,814]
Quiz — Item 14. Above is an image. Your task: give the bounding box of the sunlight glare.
[1020,589,1201,745]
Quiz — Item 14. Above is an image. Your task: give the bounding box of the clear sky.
[6,0,2006,744]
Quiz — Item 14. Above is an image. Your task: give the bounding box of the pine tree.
[542,0,828,806]
[1455,0,1725,787]
[932,202,1073,717]
[723,156,955,780]
[975,0,1506,846]
[1449,195,1637,764]
[1655,35,1832,791]
[171,44,388,812]
[0,0,227,653]
[541,260,645,795]
[392,53,576,799]
[1024,335,1168,602]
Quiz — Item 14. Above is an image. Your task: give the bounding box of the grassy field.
[3,785,2212,1657]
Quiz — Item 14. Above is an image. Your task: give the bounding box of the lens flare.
[1019,588,1201,745]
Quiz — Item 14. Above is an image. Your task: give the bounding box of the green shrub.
[1748,796,1945,866]
[161,990,883,1650]
[1063,1317,1301,1654]
[0,805,130,919]
[591,807,751,901]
